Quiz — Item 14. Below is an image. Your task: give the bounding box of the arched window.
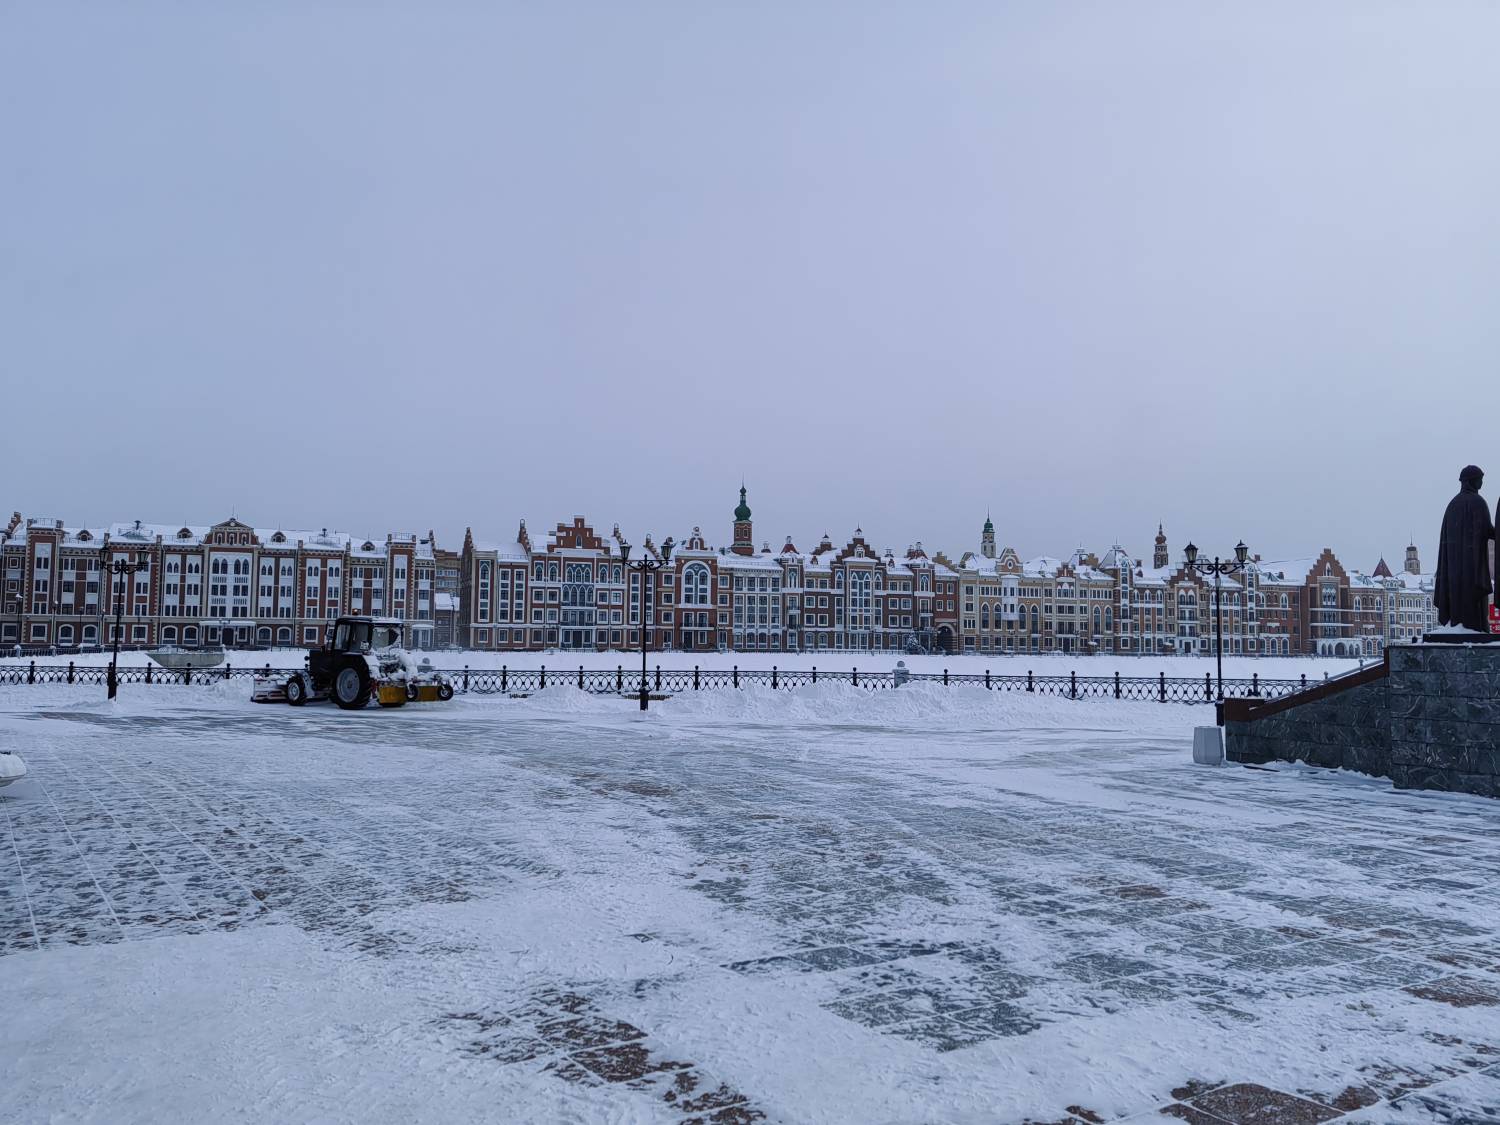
[1093,606,1101,630]
[533,562,543,581]
[161,626,177,642]
[277,627,292,644]
[682,563,710,605]
[83,625,98,642]
[184,626,199,644]
[58,624,74,644]
[257,627,272,643]
[1029,605,1039,633]
[981,605,990,629]
[548,563,558,581]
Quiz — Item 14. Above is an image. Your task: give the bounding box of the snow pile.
[661,680,1109,727]
[498,680,1190,734]
[0,677,253,714]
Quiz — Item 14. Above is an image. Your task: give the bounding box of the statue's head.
[1460,464,1484,491]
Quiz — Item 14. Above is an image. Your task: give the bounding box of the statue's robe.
[1433,486,1494,630]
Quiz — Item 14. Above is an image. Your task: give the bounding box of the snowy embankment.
[0,645,1366,681]
[0,677,1201,734]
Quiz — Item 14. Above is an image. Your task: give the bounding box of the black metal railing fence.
[0,660,1319,703]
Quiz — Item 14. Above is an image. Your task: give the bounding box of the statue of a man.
[1433,465,1495,631]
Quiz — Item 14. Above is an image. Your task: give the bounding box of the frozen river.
[1,684,1498,1123]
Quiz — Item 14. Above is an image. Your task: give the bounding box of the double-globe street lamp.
[101,549,150,700]
[1183,539,1250,702]
[619,536,673,711]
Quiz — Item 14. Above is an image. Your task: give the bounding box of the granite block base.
[1226,645,1500,799]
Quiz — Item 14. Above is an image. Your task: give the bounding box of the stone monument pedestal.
[1388,643,1500,796]
[1420,629,1500,644]
[1224,644,1500,799]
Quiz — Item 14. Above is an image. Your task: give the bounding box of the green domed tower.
[731,485,754,556]
[981,512,996,559]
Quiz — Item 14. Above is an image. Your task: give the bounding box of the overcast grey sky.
[3,2,1498,570]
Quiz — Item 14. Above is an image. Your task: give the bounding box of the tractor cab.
[326,617,404,654]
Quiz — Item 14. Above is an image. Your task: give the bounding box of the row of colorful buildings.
[0,513,462,653]
[2,489,1437,658]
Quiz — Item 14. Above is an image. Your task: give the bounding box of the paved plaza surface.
[2,683,1499,1123]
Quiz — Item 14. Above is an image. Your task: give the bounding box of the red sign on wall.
[1492,604,1500,634]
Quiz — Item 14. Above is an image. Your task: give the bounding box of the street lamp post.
[1183,539,1250,701]
[619,536,673,711]
[102,549,149,700]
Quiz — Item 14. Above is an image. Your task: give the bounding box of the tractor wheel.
[285,675,307,707]
[437,682,454,701]
[406,682,420,702]
[333,664,371,710]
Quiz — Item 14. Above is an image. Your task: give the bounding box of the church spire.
[731,484,754,556]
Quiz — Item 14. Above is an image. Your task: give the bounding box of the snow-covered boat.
[146,645,227,671]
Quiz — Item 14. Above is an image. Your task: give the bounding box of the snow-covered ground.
[0,645,1367,682]
[2,684,1498,1123]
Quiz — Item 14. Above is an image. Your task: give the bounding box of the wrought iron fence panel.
[655,671,690,693]
[0,664,1351,707]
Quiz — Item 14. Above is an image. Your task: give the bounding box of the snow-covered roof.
[1023,555,1061,578]
[1132,565,1173,588]
[61,527,109,548]
[1255,559,1318,586]
[718,552,782,571]
[469,540,530,561]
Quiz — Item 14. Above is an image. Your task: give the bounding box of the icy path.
[1,685,1498,1123]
